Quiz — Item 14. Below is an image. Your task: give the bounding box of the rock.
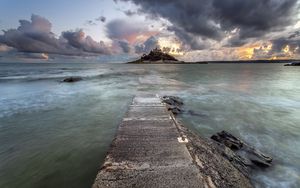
[162,96,184,115]
[175,123,253,188]
[249,157,272,168]
[162,96,183,106]
[211,131,243,150]
[211,131,272,170]
[62,77,82,83]
[166,104,183,115]
[284,62,300,66]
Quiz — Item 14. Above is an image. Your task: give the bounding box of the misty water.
[0,62,299,188]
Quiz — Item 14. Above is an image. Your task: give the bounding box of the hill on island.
[128,48,181,64]
[127,48,209,64]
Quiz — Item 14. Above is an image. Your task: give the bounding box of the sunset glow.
[158,38,184,56]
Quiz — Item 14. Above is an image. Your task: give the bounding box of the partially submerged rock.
[62,76,82,83]
[161,96,183,106]
[163,96,272,180]
[211,131,243,150]
[163,95,272,184]
[211,131,273,170]
[161,96,208,117]
[174,121,253,188]
[161,96,184,115]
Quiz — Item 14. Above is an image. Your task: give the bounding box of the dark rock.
[211,131,272,171]
[162,96,184,115]
[211,131,243,150]
[166,104,183,115]
[284,62,300,66]
[62,77,82,83]
[249,157,272,168]
[162,96,183,106]
[175,123,253,187]
[221,147,252,176]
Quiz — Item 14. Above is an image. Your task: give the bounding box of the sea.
[0,62,299,188]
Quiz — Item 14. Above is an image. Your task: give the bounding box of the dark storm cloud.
[117,0,299,48]
[226,36,248,47]
[0,14,111,56]
[288,31,300,39]
[118,40,131,53]
[62,30,110,54]
[253,31,300,59]
[106,19,158,53]
[106,19,150,41]
[270,37,300,54]
[135,36,159,54]
[167,26,207,50]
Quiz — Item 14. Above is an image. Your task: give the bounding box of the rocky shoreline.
[162,96,273,187]
[92,95,273,188]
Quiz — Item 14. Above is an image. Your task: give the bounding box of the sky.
[0,0,300,62]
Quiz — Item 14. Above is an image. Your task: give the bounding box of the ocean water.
[0,62,299,188]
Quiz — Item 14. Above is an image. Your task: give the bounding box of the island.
[127,48,208,64]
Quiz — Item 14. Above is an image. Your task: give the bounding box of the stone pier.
[92,94,252,188]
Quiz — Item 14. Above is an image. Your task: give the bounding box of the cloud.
[86,16,106,26]
[106,19,157,43]
[252,31,300,59]
[117,40,131,53]
[96,16,106,23]
[106,19,159,54]
[62,30,110,54]
[123,10,138,17]
[135,36,159,54]
[16,52,49,60]
[167,26,207,50]
[0,14,111,56]
[288,31,300,39]
[117,0,299,49]
[0,44,14,52]
[85,20,97,26]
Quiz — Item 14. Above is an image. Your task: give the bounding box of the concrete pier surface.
[92,95,252,188]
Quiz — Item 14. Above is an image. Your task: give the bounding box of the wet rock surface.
[62,76,82,83]
[175,121,253,188]
[211,131,273,173]
[161,96,208,117]
[162,96,184,115]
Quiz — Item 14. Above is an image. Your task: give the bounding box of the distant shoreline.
[127,60,208,64]
[127,59,300,64]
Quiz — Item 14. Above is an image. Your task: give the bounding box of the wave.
[0,69,150,83]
